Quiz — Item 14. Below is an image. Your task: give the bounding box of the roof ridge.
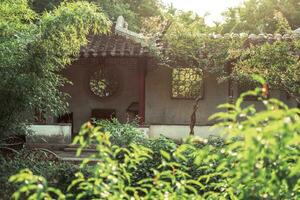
[114,16,149,47]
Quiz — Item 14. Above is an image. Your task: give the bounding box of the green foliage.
[147,9,237,84]
[222,0,300,33]
[154,11,208,68]
[0,0,110,137]
[9,169,66,200]
[146,134,177,153]
[148,1,300,103]
[210,78,300,199]
[8,123,225,199]
[94,119,147,147]
[148,9,236,84]
[158,17,300,102]
[230,40,300,102]
[155,22,238,85]
[92,119,178,185]
[0,154,81,200]
[26,0,163,31]
[9,80,300,199]
[67,123,225,199]
[91,0,162,31]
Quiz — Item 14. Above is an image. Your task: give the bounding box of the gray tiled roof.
[80,34,150,57]
[206,32,300,42]
[80,16,150,58]
[80,16,300,58]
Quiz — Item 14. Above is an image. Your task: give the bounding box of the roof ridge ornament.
[115,16,149,47]
[116,16,127,29]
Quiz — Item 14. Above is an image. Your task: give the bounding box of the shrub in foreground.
[0,154,81,200]
[9,79,300,199]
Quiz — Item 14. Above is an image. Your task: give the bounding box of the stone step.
[25,143,68,151]
[66,144,97,148]
[63,147,98,153]
[59,157,101,164]
[26,143,99,152]
[53,150,99,164]
[54,150,94,158]
[23,144,100,164]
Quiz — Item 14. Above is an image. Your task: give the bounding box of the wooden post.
[227,62,234,105]
[138,58,147,125]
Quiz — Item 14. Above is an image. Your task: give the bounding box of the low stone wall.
[139,125,223,140]
[27,124,72,144]
[27,124,221,145]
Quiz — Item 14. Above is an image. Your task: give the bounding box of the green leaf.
[252,74,266,85]
[160,150,171,161]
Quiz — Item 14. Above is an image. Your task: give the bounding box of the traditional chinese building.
[30,16,298,142]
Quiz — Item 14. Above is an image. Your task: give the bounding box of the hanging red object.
[262,83,269,98]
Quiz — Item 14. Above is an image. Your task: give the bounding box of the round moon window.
[89,67,119,98]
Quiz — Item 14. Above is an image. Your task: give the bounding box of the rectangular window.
[171,68,204,99]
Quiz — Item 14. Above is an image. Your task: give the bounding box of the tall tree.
[0,0,110,137]
[230,40,300,103]
[143,10,214,135]
[91,0,163,31]
[221,0,300,33]
[27,0,163,31]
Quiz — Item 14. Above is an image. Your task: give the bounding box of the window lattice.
[90,67,119,98]
[171,68,204,99]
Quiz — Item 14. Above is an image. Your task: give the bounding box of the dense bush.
[0,154,82,200]
[208,77,300,199]
[8,79,300,199]
[94,118,179,151]
[93,119,214,185]
[94,119,147,147]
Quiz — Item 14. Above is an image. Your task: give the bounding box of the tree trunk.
[189,94,202,135]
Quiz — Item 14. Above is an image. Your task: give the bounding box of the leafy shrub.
[94,119,147,147]
[9,123,226,199]
[209,76,300,199]
[94,118,178,154]
[93,119,180,184]
[0,153,82,200]
[8,77,300,199]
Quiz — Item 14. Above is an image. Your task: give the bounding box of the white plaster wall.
[138,125,222,140]
[62,57,140,132]
[145,66,228,125]
[148,125,222,140]
[62,59,298,135]
[28,124,72,143]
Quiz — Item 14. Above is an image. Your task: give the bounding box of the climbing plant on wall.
[144,8,300,133]
[153,12,300,102]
